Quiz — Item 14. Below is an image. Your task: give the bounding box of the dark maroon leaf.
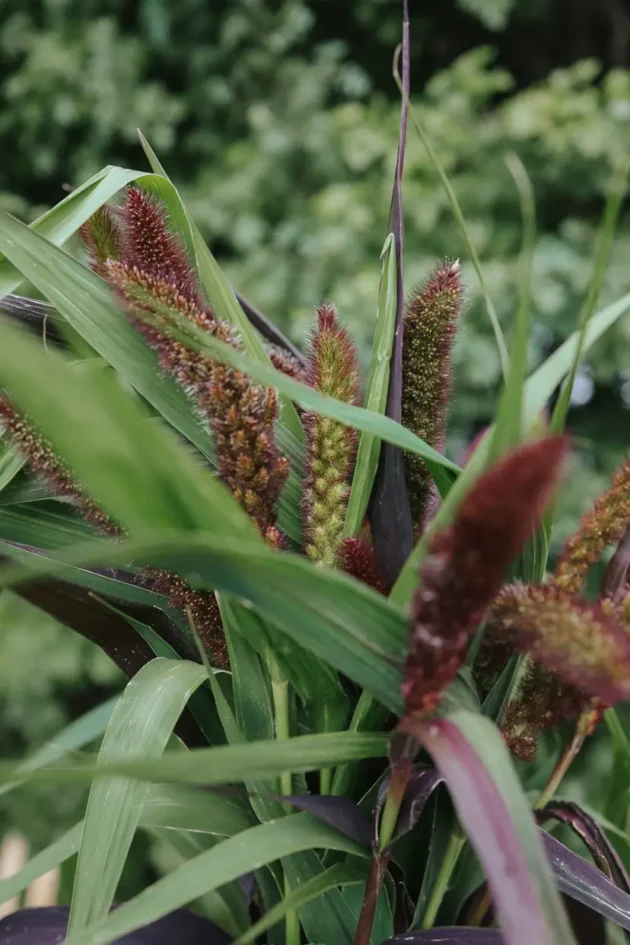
[382,930,503,944]
[368,0,413,587]
[0,907,229,945]
[0,296,64,344]
[540,801,630,890]
[542,829,630,931]
[0,541,200,663]
[375,764,444,849]
[282,793,372,848]
[14,576,154,679]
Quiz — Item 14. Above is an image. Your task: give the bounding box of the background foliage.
[1,0,630,897]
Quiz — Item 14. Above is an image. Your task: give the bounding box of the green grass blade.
[234,861,367,945]
[64,813,368,945]
[344,234,397,536]
[0,444,24,494]
[0,316,255,538]
[550,158,630,435]
[488,153,536,463]
[0,696,116,799]
[0,822,83,906]
[67,658,207,937]
[524,291,630,426]
[141,784,255,837]
[2,731,388,788]
[0,532,408,713]
[0,166,141,296]
[219,594,275,745]
[137,132,304,445]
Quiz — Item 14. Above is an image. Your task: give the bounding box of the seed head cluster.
[302,303,360,568]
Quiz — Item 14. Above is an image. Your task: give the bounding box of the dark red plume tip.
[403,436,568,717]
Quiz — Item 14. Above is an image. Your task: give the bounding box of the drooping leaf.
[0,533,409,713]
[404,712,577,945]
[541,801,630,892]
[67,658,207,937]
[541,830,630,932]
[63,813,368,945]
[0,731,388,789]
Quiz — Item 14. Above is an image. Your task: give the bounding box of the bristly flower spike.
[402,436,568,718]
[500,662,589,762]
[104,260,288,545]
[0,395,119,536]
[552,453,630,596]
[341,536,386,594]
[120,187,200,303]
[490,582,630,706]
[79,205,122,280]
[401,259,463,533]
[302,303,361,568]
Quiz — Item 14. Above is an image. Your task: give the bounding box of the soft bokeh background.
[1,0,630,885]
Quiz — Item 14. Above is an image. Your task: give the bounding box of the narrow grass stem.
[267,649,298,945]
[421,826,465,929]
[534,709,596,811]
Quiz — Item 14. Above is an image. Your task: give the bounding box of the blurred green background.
[1,0,630,871]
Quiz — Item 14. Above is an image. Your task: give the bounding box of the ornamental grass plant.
[1,5,630,945]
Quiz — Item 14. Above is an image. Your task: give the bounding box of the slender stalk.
[421,826,465,928]
[267,649,299,945]
[534,709,596,810]
[354,760,412,945]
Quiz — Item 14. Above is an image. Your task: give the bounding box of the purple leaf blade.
[382,931,503,944]
[542,829,630,932]
[540,801,630,891]
[375,764,444,848]
[0,907,229,945]
[404,712,577,945]
[368,0,414,586]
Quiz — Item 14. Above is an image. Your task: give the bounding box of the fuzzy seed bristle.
[79,206,122,279]
[121,187,200,303]
[402,437,567,717]
[341,536,386,594]
[302,303,361,567]
[106,262,288,543]
[501,663,588,762]
[402,260,463,534]
[491,582,630,705]
[266,344,307,383]
[553,454,630,596]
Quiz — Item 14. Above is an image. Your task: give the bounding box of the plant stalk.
[421,826,465,928]
[534,708,597,811]
[354,760,412,945]
[267,649,299,945]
